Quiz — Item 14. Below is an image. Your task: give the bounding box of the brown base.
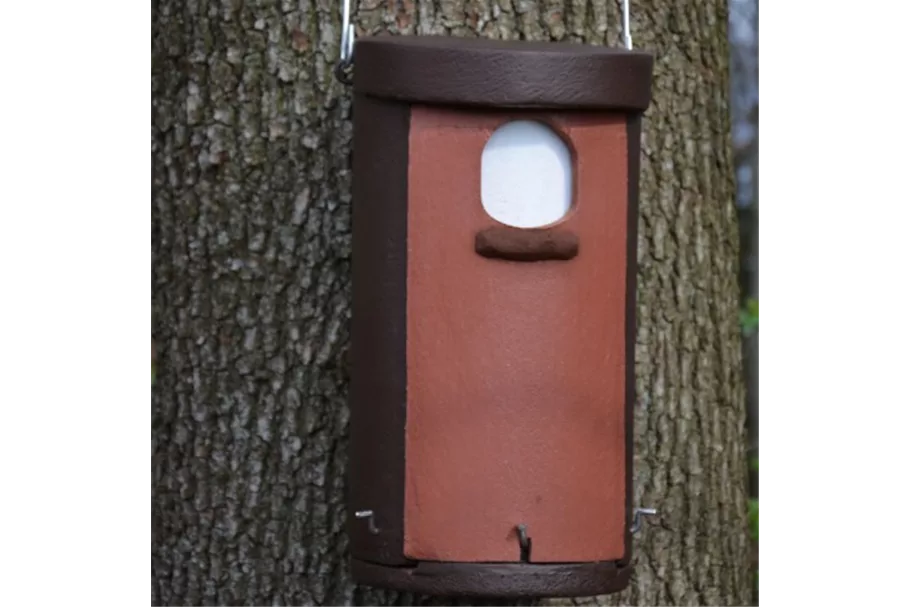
[351,558,631,598]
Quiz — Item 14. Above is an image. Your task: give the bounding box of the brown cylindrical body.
[348,35,653,598]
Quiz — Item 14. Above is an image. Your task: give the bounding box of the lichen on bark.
[152,1,751,605]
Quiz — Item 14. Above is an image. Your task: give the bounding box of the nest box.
[346,35,654,598]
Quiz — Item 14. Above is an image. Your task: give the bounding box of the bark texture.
[152,1,750,605]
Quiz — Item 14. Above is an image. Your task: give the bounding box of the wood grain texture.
[152,0,749,605]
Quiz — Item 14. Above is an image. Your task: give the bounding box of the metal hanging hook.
[355,509,380,534]
[335,0,356,84]
[630,507,657,534]
[515,524,532,562]
[622,0,633,50]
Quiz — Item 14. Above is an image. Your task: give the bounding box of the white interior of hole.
[480,121,573,229]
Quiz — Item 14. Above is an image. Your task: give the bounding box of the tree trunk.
[152,1,751,605]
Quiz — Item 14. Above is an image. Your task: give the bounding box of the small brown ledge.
[351,557,631,598]
[474,226,579,261]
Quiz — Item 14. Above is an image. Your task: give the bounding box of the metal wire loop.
[622,0,633,50]
[335,0,355,84]
[335,0,634,84]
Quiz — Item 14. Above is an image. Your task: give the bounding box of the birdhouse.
[346,35,654,598]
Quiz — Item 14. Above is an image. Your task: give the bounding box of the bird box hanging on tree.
[341,1,655,599]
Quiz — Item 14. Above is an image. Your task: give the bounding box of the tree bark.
[152,1,751,605]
